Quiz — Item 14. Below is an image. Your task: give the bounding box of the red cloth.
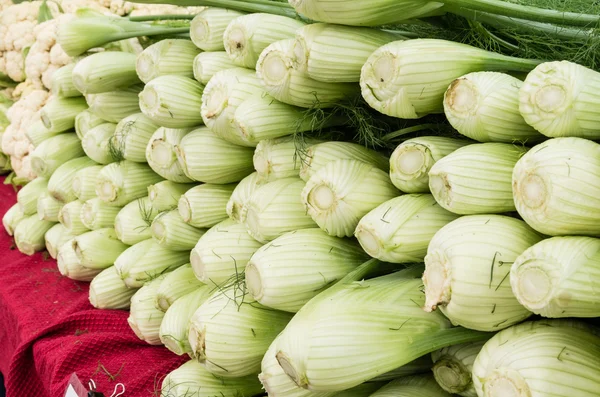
[0,179,186,397]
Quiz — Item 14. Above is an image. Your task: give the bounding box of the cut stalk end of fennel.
[136,53,154,83]
[276,351,307,389]
[225,27,247,60]
[157,297,170,312]
[445,78,480,117]
[189,249,206,282]
[429,174,451,206]
[98,181,119,202]
[151,140,177,167]
[192,20,208,42]
[264,56,289,84]
[151,221,167,242]
[307,184,336,212]
[61,210,73,229]
[178,197,192,223]
[372,52,396,84]
[253,154,270,176]
[481,368,531,397]
[516,174,547,209]
[432,357,472,394]
[162,335,187,356]
[18,242,36,256]
[512,259,558,310]
[40,113,52,130]
[354,226,382,258]
[141,87,160,112]
[188,324,207,360]
[534,84,568,114]
[423,249,452,312]
[244,263,263,300]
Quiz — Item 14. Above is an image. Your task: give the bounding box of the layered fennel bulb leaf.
[274,261,487,391]
[159,286,214,356]
[241,177,316,243]
[431,340,489,397]
[423,215,542,331]
[368,374,452,397]
[301,159,399,237]
[190,8,246,51]
[472,319,600,397]
[289,0,444,26]
[510,236,600,318]
[245,228,370,312]
[360,39,539,119]
[444,72,541,143]
[519,60,600,139]
[512,137,600,236]
[190,218,263,287]
[161,360,263,397]
[224,13,305,69]
[355,194,459,263]
[428,143,527,215]
[389,136,469,193]
[188,285,294,377]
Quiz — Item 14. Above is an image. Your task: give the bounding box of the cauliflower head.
[25,13,75,89]
[1,88,49,180]
[0,1,42,82]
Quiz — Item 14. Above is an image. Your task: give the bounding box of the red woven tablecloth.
[0,178,187,397]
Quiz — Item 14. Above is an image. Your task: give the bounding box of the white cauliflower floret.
[9,155,23,175]
[10,154,36,180]
[0,2,42,82]
[1,125,18,156]
[5,88,49,135]
[12,80,38,100]
[128,3,205,16]
[1,89,49,180]
[1,0,131,85]
[13,137,32,159]
[20,153,36,180]
[3,21,36,51]
[110,0,134,16]
[0,0,12,12]
[3,51,26,82]
[0,3,40,52]
[25,14,75,89]
[58,0,129,15]
[45,44,71,87]
[57,0,200,17]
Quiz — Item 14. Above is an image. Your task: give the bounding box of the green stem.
[224,0,295,8]
[196,0,299,18]
[443,0,600,27]
[483,49,542,72]
[150,33,191,41]
[471,21,521,52]
[109,26,191,42]
[382,124,441,141]
[128,0,299,19]
[0,80,16,88]
[300,259,381,309]
[453,7,593,41]
[412,327,491,357]
[127,0,294,6]
[381,29,420,39]
[0,72,16,88]
[128,14,196,21]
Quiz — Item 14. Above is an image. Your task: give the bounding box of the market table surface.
[0,178,187,397]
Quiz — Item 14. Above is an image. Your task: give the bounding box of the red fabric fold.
[0,179,186,397]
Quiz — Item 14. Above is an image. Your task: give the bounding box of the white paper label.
[64,384,79,397]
